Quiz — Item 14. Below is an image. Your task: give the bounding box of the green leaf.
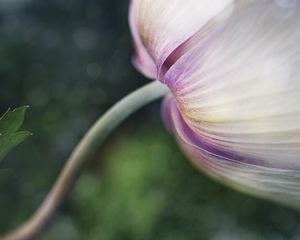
[0,106,29,134]
[0,106,31,162]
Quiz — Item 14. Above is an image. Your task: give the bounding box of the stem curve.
[1,81,169,240]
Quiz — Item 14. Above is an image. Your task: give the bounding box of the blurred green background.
[0,1,300,239]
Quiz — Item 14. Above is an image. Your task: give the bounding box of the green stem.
[1,81,169,240]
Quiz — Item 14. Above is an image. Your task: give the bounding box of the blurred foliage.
[1,0,300,240]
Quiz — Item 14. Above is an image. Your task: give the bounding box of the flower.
[129,0,300,208]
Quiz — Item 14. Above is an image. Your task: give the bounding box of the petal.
[129,1,157,79]
[161,94,174,132]
[130,0,233,80]
[165,96,300,209]
[164,0,300,171]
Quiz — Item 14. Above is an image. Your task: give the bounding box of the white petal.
[164,0,300,171]
[131,0,233,78]
[165,97,300,209]
[129,1,157,79]
[183,139,300,209]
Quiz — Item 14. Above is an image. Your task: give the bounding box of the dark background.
[0,1,300,239]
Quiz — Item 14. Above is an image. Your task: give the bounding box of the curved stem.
[1,81,169,240]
